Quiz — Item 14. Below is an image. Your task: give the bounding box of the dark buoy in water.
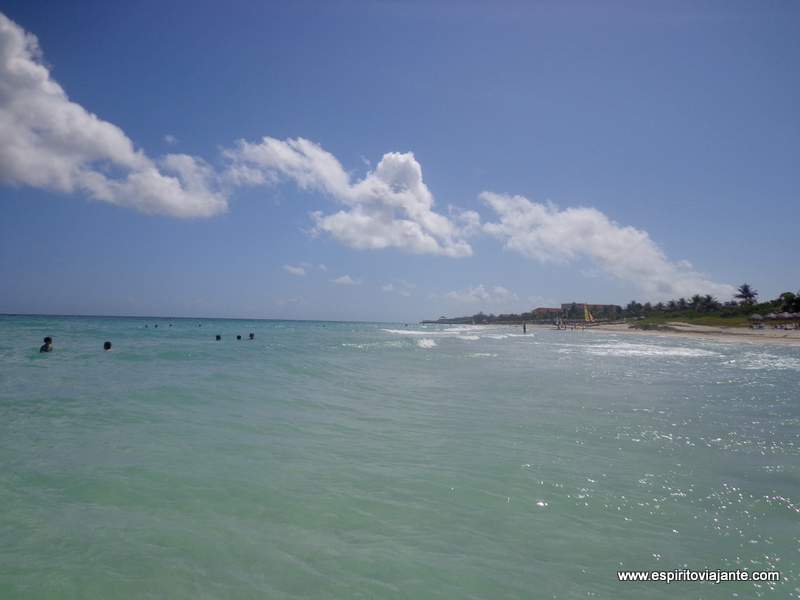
[103,341,112,351]
[248,333,254,340]
[39,336,53,353]
[236,335,242,340]
[215,335,221,341]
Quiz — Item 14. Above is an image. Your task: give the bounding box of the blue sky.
[1,1,798,321]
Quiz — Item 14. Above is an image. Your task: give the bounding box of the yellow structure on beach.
[584,305,595,323]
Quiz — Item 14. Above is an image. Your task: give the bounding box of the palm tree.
[667,300,677,311]
[690,294,703,311]
[734,283,758,305]
[702,294,720,312]
[625,301,642,317]
[779,292,796,312]
[677,298,688,310]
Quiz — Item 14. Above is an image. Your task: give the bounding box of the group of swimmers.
[39,337,112,353]
[38,331,255,353]
[216,333,255,341]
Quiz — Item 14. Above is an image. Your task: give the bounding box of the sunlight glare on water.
[0,316,798,599]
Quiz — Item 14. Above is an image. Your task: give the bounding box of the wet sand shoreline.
[585,322,800,347]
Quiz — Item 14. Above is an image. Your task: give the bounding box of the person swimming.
[103,341,112,351]
[39,336,53,353]
[249,333,254,340]
[236,335,242,340]
[215,335,221,341]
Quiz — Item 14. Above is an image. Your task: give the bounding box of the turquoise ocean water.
[0,315,798,599]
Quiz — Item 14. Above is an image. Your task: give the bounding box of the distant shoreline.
[423,321,800,347]
[578,322,800,347]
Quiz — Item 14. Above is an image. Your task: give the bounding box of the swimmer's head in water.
[215,335,221,341]
[103,341,112,351]
[249,333,254,340]
[236,335,242,340]
[43,337,52,344]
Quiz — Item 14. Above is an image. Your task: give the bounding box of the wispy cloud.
[481,192,735,300]
[381,281,414,297]
[283,264,306,276]
[0,13,227,218]
[333,274,360,285]
[223,137,473,257]
[445,284,518,305]
[163,134,178,145]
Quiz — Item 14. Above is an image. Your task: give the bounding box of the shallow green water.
[1,315,798,599]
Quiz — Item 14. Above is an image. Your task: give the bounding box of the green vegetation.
[624,283,800,329]
[423,283,799,328]
[634,312,751,328]
[422,311,541,325]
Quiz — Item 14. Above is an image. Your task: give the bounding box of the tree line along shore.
[423,284,800,329]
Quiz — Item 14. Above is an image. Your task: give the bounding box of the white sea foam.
[382,329,444,336]
[445,326,486,333]
[584,343,720,358]
[457,335,480,341]
[342,341,406,350]
[734,352,800,371]
[417,338,437,349]
[468,352,498,358]
[382,325,487,337]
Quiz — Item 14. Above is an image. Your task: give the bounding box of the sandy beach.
[588,321,800,347]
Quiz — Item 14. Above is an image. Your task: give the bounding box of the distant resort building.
[531,307,562,319]
[560,303,622,321]
[423,302,623,325]
[528,303,622,324]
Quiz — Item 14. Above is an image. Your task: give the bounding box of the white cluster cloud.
[333,274,360,285]
[0,12,736,302]
[0,13,226,217]
[481,192,735,300]
[446,284,518,305]
[283,262,330,277]
[283,264,306,276]
[224,137,472,257]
